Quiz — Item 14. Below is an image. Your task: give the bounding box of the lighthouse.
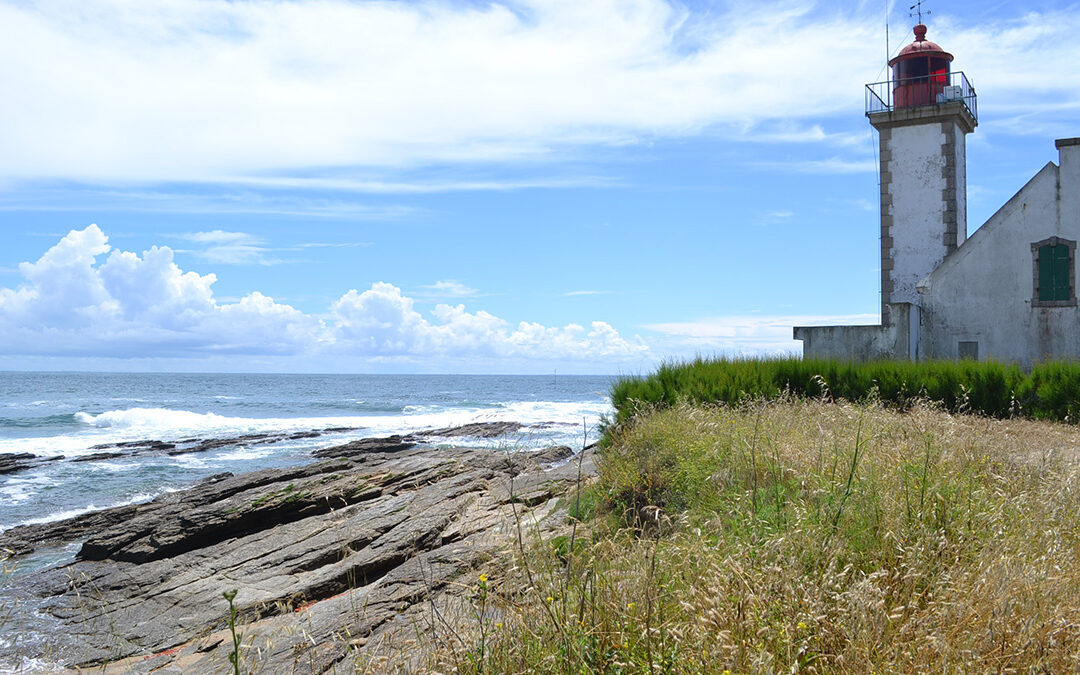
[796,17,1080,365]
[866,23,977,324]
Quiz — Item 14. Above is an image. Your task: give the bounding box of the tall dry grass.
[426,399,1080,673]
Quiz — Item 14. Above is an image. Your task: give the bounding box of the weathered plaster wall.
[919,140,1080,364]
[887,123,949,307]
[954,127,968,245]
[794,303,918,360]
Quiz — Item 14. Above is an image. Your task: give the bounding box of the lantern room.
[889,24,953,108]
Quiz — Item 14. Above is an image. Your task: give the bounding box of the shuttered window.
[1038,244,1071,302]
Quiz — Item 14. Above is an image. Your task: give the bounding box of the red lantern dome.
[889,24,954,108]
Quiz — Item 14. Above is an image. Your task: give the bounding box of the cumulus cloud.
[0,226,321,356]
[0,225,648,366]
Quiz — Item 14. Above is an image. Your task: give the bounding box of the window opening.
[1038,244,1071,302]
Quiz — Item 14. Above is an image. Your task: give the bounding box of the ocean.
[0,372,614,546]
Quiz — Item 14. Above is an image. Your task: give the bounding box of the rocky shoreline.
[0,422,593,673]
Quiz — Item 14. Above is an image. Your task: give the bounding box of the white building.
[794,23,1080,366]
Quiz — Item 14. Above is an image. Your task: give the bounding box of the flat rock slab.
[0,440,594,673]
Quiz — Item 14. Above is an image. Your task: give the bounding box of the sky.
[1,0,1079,374]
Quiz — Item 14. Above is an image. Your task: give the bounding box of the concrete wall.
[872,103,974,324]
[918,139,1080,365]
[888,123,953,306]
[955,127,968,245]
[794,303,918,360]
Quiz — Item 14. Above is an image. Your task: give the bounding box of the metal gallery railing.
[865,71,977,122]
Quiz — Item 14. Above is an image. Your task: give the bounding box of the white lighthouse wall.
[887,123,950,305]
[954,134,968,244]
[919,148,1080,365]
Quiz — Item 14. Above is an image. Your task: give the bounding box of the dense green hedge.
[610,357,1080,426]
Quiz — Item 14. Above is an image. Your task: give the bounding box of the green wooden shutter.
[1038,244,1071,301]
[1053,244,1071,300]
[1039,245,1055,301]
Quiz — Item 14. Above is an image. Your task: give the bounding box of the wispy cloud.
[215,175,621,194]
[2,2,1074,187]
[754,157,878,175]
[563,290,611,297]
[294,242,371,250]
[0,187,418,219]
[175,231,280,266]
[417,280,480,299]
[0,0,891,184]
[757,210,796,226]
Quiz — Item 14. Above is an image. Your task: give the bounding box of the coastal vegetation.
[427,361,1080,672]
[610,357,1080,424]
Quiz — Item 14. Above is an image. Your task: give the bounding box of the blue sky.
[1,0,1078,374]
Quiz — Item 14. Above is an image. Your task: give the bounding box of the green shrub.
[608,357,1080,430]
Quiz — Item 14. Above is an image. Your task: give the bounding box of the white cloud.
[754,157,879,175]
[418,280,480,298]
[214,175,621,194]
[0,0,894,184]
[0,188,420,218]
[175,230,278,265]
[331,283,647,360]
[0,225,322,356]
[0,2,1073,190]
[0,225,648,367]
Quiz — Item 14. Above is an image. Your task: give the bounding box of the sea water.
[0,372,614,537]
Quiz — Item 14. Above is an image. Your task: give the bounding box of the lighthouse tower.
[867,23,977,324]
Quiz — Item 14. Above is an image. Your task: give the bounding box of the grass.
[425,397,1080,673]
[608,357,1080,426]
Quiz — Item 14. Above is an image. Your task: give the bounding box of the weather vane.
[909,0,931,24]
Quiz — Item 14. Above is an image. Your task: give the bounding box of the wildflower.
[797,621,808,630]
[479,573,488,583]
[546,596,554,603]
[627,602,635,609]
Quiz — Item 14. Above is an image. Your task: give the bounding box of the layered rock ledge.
[0,432,590,673]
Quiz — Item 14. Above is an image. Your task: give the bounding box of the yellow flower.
[479,573,488,583]
[797,621,808,630]
[627,602,635,609]
[546,596,554,603]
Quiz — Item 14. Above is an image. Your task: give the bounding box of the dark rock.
[0,452,63,475]
[423,421,523,438]
[311,434,419,458]
[71,452,125,463]
[0,452,37,473]
[0,502,145,556]
[170,432,280,455]
[532,444,574,464]
[89,439,176,452]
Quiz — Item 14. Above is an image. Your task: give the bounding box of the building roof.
[889,24,954,66]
